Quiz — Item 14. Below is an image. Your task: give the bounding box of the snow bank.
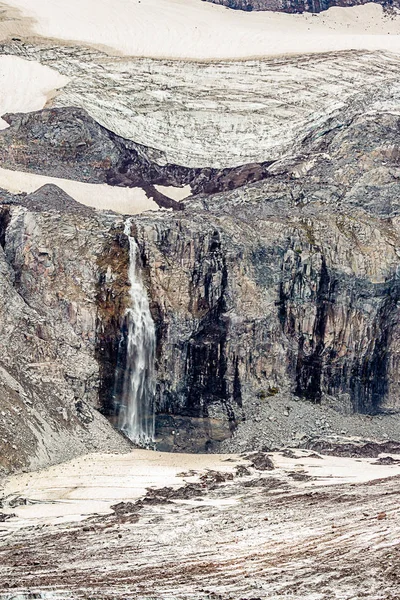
[3,448,400,525]
[0,167,160,214]
[0,55,68,128]
[154,184,191,201]
[3,0,400,59]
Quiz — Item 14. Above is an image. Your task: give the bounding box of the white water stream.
[117,218,156,446]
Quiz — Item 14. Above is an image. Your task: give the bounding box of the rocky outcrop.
[0,107,400,461]
[0,190,130,476]
[134,195,399,446]
[203,0,400,13]
[0,108,274,204]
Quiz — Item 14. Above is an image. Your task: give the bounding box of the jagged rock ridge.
[203,0,400,13]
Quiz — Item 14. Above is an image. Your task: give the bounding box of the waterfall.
[117,218,156,446]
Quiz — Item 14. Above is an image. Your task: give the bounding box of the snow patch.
[154,184,191,201]
[0,167,160,214]
[0,55,68,128]
[2,0,400,59]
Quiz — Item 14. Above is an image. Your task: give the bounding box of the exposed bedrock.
[0,108,399,463]
[203,0,400,13]
[0,192,131,476]
[0,108,273,205]
[134,198,400,448]
[2,186,399,460]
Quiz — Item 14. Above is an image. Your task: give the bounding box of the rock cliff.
[136,183,400,449]
[0,188,131,476]
[0,105,399,462]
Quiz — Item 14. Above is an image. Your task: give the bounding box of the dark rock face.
[95,228,131,418]
[203,0,399,13]
[280,253,400,414]
[135,199,400,438]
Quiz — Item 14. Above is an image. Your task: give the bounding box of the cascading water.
[116,218,156,446]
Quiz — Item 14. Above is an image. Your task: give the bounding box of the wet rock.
[111,502,142,515]
[145,484,206,502]
[155,415,232,453]
[200,470,234,486]
[144,472,234,503]
[235,465,251,477]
